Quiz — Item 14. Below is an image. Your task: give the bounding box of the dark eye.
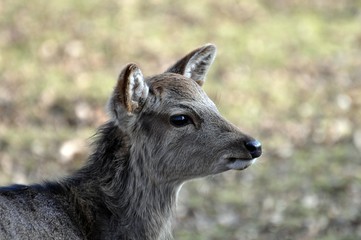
[169,115,193,127]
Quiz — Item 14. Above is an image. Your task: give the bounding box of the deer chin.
[226,158,257,171]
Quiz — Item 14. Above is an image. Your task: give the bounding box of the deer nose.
[245,140,262,158]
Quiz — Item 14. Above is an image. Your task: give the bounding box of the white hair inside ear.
[127,67,149,113]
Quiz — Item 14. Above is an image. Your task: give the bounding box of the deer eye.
[169,115,193,127]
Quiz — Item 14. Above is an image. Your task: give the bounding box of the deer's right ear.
[108,63,149,117]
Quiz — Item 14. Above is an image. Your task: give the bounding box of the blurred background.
[0,0,360,239]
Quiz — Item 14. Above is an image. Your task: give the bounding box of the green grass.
[1,0,361,239]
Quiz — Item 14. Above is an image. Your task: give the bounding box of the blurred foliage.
[1,0,361,239]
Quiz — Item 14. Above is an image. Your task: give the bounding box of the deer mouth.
[226,158,256,171]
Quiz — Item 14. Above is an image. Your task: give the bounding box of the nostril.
[245,140,262,158]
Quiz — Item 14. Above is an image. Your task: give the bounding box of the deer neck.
[73,121,180,239]
[114,168,179,240]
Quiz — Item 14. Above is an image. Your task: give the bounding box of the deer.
[0,44,262,240]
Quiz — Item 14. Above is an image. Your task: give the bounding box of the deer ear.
[166,44,217,86]
[110,63,149,116]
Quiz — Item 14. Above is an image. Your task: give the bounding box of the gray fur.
[0,44,261,240]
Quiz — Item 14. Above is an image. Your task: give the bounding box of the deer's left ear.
[109,63,149,116]
[166,44,217,86]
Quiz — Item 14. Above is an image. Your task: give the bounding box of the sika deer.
[0,44,262,240]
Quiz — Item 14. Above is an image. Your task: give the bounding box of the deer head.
[107,44,262,184]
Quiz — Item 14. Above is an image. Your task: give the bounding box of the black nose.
[245,140,262,158]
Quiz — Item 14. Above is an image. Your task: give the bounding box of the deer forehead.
[147,73,214,107]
